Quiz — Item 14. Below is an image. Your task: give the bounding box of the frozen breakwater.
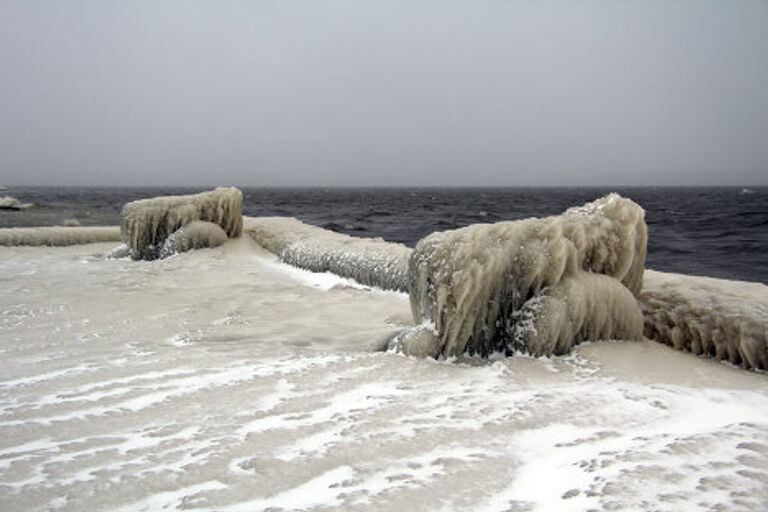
[245,216,411,292]
[0,226,121,246]
[245,195,767,370]
[642,270,768,370]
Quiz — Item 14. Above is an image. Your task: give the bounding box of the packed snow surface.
[121,187,243,260]
[245,216,411,292]
[409,193,647,357]
[641,270,768,370]
[1,241,767,511]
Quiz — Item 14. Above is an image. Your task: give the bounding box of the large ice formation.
[408,193,647,357]
[121,187,243,260]
[245,216,411,292]
[159,221,228,258]
[0,226,121,246]
[641,270,768,370]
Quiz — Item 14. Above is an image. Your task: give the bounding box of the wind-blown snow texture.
[121,187,243,260]
[0,226,121,246]
[641,270,768,370]
[245,216,411,292]
[409,193,647,357]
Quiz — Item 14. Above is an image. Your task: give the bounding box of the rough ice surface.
[121,187,243,260]
[641,270,768,370]
[0,226,121,246]
[1,241,767,512]
[509,272,644,357]
[409,193,647,357]
[158,221,228,259]
[245,216,411,292]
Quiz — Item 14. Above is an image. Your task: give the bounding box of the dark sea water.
[1,186,766,283]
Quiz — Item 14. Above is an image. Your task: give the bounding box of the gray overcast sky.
[1,1,767,186]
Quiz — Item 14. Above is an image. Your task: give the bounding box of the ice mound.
[0,195,33,210]
[245,216,411,292]
[408,193,647,357]
[159,221,228,258]
[0,226,121,246]
[509,272,644,356]
[641,270,768,370]
[121,187,243,260]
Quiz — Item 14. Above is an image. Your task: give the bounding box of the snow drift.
[244,216,411,292]
[408,193,647,357]
[0,226,121,246]
[158,221,228,258]
[120,187,243,260]
[641,270,768,370]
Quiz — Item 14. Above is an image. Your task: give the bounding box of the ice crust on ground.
[244,216,411,292]
[641,270,768,370]
[158,221,228,259]
[0,226,121,246]
[1,242,767,512]
[509,272,644,357]
[121,187,243,260]
[408,193,647,357]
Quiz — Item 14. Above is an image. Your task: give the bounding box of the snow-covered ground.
[1,239,767,511]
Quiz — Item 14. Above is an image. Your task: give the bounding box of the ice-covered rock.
[508,272,644,357]
[245,216,411,292]
[120,187,243,260]
[641,270,768,370]
[159,221,228,258]
[387,323,441,358]
[409,193,647,357]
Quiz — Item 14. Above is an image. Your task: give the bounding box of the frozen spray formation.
[120,187,243,260]
[245,216,411,292]
[407,193,647,357]
[641,270,768,370]
[0,226,121,246]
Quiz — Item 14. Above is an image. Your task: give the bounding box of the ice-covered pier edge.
[121,187,243,260]
[244,216,411,292]
[0,226,121,246]
[245,194,768,370]
[642,271,768,370]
